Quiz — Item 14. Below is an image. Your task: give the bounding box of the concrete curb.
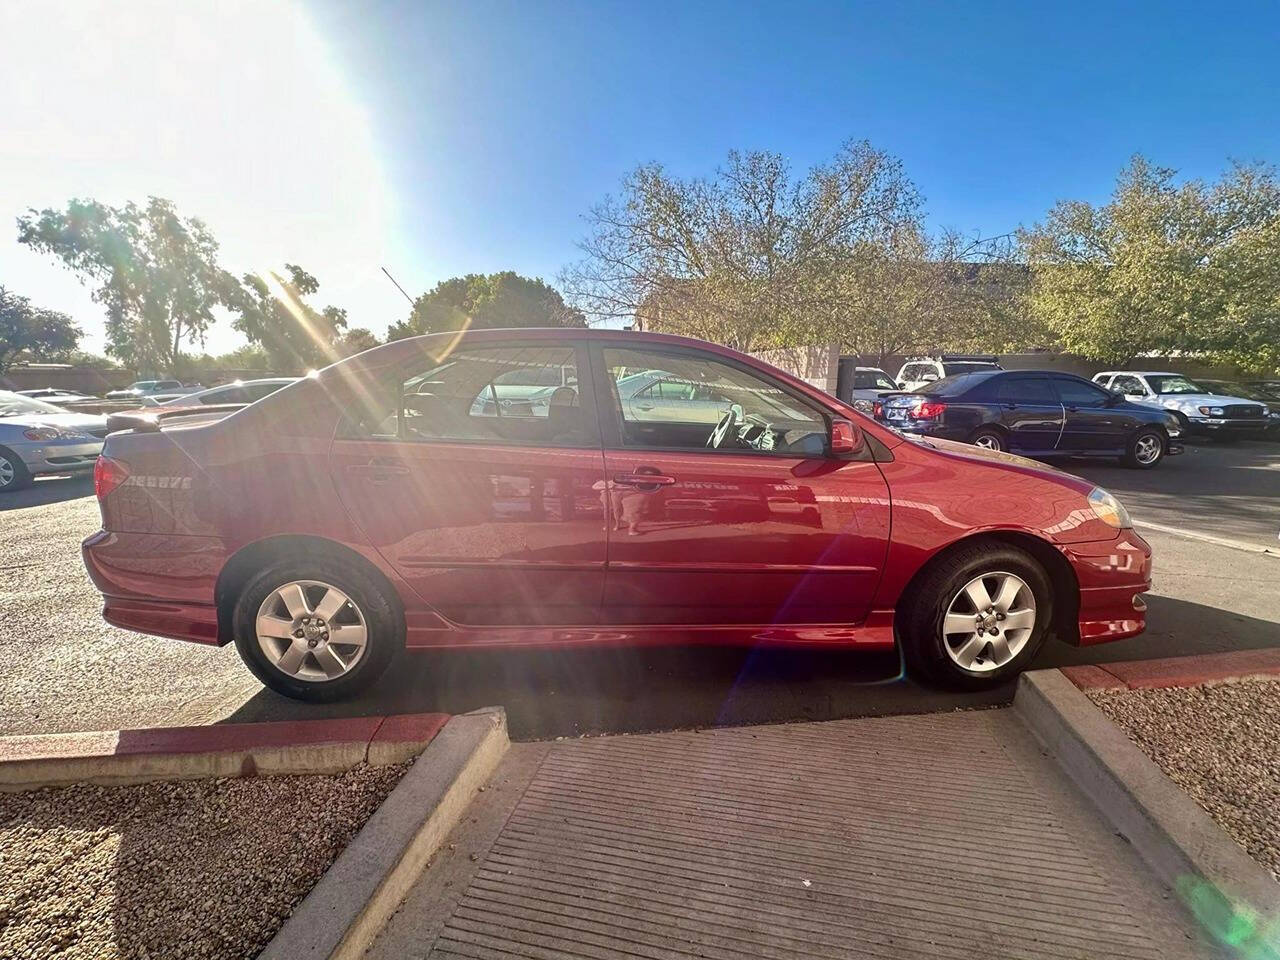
[1062,647,1280,691]
[0,712,448,792]
[1015,669,1278,918]
[260,705,510,960]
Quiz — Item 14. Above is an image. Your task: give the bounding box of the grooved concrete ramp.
[371,711,1216,960]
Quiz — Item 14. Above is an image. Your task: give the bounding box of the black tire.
[968,427,1007,452]
[0,446,32,493]
[899,543,1053,689]
[1121,428,1165,469]
[232,557,402,702]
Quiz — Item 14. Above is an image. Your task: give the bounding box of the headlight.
[1088,487,1132,529]
[1198,406,1224,416]
[22,424,91,441]
[852,398,875,413]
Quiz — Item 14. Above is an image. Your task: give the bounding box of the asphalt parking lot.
[1,439,1277,741]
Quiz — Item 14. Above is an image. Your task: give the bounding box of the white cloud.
[0,0,402,357]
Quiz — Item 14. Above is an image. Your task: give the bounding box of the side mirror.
[896,380,907,389]
[830,418,861,455]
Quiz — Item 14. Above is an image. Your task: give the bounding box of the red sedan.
[83,329,1151,701]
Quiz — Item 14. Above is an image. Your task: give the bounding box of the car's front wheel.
[232,558,402,702]
[1122,428,1165,469]
[0,446,32,493]
[900,544,1053,689]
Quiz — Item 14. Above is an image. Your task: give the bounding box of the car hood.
[1156,393,1262,409]
[0,411,109,432]
[917,435,1091,488]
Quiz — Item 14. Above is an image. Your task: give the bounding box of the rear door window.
[351,343,595,447]
[996,378,1058,404]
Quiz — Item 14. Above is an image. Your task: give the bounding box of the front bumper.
[12,438,103,475]
[1063,531,1152,645]
[1182,417,1268,436]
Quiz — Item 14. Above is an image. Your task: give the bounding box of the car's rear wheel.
[0,447,32,493]
[900,544,1053,689]
[232,558,401,701]
[1122,428,1165,469]
[968,427,1007,452]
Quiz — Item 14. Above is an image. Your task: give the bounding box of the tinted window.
[1054,378,1110,406]
[941,362,999,377]
[603,346,828,457]
[204,386,248,404]
[996,377,1058,404]
[355,344,591,447]
[925,373,989,397]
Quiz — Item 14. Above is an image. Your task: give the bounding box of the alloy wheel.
[0,455,13,488]
[973,434,1003,451]
[941,571,1036,673]
[255,580,368,682]
[1134,434,1162,465]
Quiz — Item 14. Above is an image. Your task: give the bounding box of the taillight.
[913,401,947,420]
[872,401,884,418]
[94,455,129,500]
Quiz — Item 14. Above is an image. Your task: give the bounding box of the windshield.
[853,371,897,390]
[0,391,66,416]
[1147,375,1204,395]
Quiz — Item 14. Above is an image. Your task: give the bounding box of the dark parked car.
[83,331,1153,701]
[876,370,1184,468]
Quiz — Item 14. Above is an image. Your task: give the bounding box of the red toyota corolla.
[83,329,1151,701]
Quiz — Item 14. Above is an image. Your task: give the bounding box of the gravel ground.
[1088,678,1280,882]
[0,763,406,960]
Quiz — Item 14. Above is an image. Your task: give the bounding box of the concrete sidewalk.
[369,709,1218,960]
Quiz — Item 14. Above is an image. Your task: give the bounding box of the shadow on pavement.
[0,473,94,510]
[219,592,1280,741]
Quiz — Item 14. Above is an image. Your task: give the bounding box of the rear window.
[920,373,987,397]
[941,362,999,377]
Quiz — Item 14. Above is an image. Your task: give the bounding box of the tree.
[333,327,380,358]
[0,286,82,373]
[1020,156,1280,371]
[226,265,349,373]
[562,141,923,352]
[387,272,584,340]
[17,197,233,372]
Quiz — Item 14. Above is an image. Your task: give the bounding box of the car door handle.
[614,472,676,489]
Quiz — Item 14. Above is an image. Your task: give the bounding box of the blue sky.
[2,0,1279,354]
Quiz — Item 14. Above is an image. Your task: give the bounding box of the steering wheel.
[706,404,744,449]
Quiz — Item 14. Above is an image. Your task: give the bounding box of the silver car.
[0,391,109,492]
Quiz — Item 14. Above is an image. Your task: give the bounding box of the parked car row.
[0,378,297,492]
[852,356,1277,469]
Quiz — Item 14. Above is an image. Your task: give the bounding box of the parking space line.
[1133,519,1279,558]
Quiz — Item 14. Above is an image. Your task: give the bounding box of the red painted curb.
[0,712,449,766]
[1064,648,1280,691]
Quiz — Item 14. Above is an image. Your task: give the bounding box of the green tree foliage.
[388,271,585,341]
[333,327,380,357]
[563,140,1028,357]
[0,286,82,373]
[17,198,233,373]
[1020,156,1280,372]
[227,265,349,374]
